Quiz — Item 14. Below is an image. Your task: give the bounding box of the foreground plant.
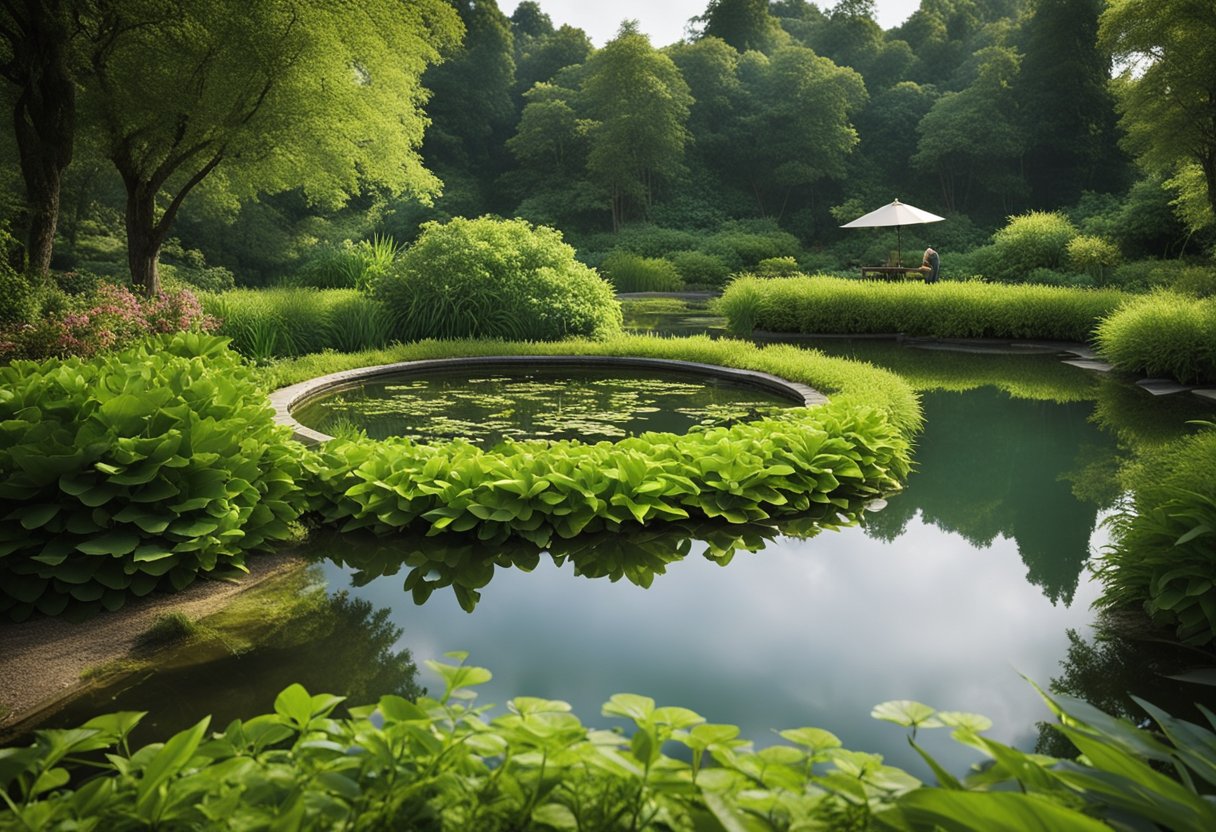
[2,656,1214,830]
[0,333,306,620]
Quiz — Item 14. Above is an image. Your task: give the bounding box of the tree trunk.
[6,0,76,277]
[124,183,165,296]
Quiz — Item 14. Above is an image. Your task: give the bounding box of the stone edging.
[269,355,828,445]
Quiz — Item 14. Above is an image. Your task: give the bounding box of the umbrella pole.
[897,226,902,266]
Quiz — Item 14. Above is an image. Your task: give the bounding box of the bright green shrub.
[303,400,911,547]
[581,224,700,258]
[754,256,801,277]
[4,660,1215,832]
[990,211,1079,281]
[719,274,1125,342]
[0,333,306,620]
[374,217,621,341]
[1096,291,1216,384]
[1066,235,1121,282]
[668,250,731,287]
[601,250,683,292]
[1096,425,1216,644]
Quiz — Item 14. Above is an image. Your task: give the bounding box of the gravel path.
[0,551,304,739]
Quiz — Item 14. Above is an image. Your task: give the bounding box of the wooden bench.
[858,266,926,281]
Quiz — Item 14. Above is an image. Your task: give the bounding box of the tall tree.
[1100,0,1216,224]
[694,0,787,53]
[0,0,76,275]
[421,0,516,213]
[83,0,459,295]
[580,24,692,231]
[1017,0,1125,206]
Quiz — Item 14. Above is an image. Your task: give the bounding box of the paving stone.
[1061,359,1114,372]
[1193,389,1216,402]
[1136,378,1194,396]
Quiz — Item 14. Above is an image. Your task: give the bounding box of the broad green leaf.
[872,700,943,729]
[896,789,1112,831]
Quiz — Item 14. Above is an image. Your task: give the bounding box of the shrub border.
[271,355,829,445]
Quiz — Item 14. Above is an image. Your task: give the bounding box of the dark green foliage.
[302,399,911,548]
[3,661,1215,831]
[720,274,1125,341]
[703,221,803,269]
[0,263,36,325]
[0,333,306,620]
[1096,292,1216,384]
[373,216,622,341]
[1096,426,1216,644]
[136,612,199,650]
[601,250,683,292]
[289,236,400,291]
[669,250,732,287]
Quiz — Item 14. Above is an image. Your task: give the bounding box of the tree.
[1100,0,1216,224]
[694,0,787,54]
[83,0,460,294]
[0,0,76,275]
[421,0,516,213]
[1017,0,1126,206]
[580,24,692,231]
[912,46,1026,213]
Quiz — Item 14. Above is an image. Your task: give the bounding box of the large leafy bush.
[989,211,1079,281]
[1096,291,1216,384]
[374,217,622,341]
[0,333,306,620]
[3,657,1214,831]
[1096,425,1216,644]
[719,274,1125,342]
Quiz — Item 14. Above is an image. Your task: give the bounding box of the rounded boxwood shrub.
[374,217,621,341]
[0,333,306,620]
[669,250,731,287]
[990,211,1078,281]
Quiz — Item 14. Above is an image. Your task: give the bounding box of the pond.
[18,301,1216,779]
[291,364,796,445]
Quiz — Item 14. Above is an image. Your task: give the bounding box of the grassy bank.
[719,274,1126,342]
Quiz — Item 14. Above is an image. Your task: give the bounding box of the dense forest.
[2,0,1213,292]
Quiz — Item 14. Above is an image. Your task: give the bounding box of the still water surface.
[33,311,1216,777]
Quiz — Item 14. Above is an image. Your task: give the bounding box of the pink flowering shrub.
[0,282,218,361]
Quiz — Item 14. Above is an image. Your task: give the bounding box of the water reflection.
[315,505,870,612]
[866,388,1117,605]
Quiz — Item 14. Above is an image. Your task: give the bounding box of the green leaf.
[135,717,210,815]
[896,789,1112,831]
[872,700,943,729]
[76,529,141,557]
[602,693,656,725]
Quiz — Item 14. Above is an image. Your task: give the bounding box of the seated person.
[919,247,940,283]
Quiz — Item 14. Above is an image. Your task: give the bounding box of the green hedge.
[1096,425,1216,644]
[0,333,306,620]
[3,657,1214,831]
[1095,292,1216,385]
[304,400,910,548]
[719,274,1126,342]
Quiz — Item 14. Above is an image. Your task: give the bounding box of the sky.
[499,1,923,47]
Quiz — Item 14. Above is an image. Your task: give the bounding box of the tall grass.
[201,289,391,359]
[601,251,684,292]
[1095,291,1216,385]
[718,274,1126,342]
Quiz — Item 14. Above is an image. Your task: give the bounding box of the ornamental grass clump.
[0,333,306,620]
[373,216,622,342]
[202,288,389,360]
[718,274,1124,342]
[1095,291,1216,385]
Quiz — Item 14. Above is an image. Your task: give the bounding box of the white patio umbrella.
[840,199,945,265]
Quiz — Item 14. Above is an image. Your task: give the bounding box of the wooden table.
[859,266,926,281]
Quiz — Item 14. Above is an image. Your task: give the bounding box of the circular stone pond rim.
[270,355,828,445]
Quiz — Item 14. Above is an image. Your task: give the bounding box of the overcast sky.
[499,1,923,47]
